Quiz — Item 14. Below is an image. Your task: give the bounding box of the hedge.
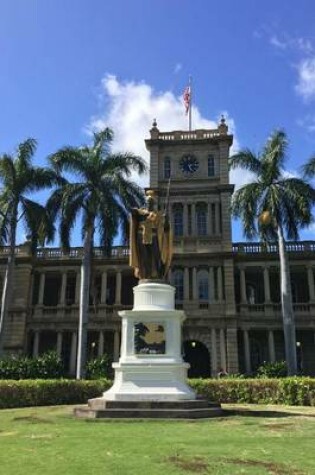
[0,379,112,409]
[0,378,315,409]
[189,378,315,406]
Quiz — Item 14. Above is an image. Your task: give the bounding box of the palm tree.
[47,128,147,379]
[0,138,58,353]
[229,130,314,375]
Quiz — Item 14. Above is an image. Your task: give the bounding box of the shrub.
[0,352,64,380]
[0,379,112,409]
[256,361,287,378]
[0,377,314,409]
[86,354,113,379]
[189,377,315,406]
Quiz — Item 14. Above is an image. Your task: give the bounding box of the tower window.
[196,203,207,236]
[208,155,215,177]
[173,204,183,237]
[164,157,171,179]
[173,269,184,301]
[198,270,209,301]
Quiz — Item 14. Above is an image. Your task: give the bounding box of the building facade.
[1,119,315,376]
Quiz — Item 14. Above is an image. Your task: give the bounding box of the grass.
[0,404,315,474]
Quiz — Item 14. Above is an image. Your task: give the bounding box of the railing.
[233,241,315,254]
[157,129,222,141]
[36,246,130,260]
[237,302,311,314]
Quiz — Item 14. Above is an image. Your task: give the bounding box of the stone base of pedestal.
[100,361,195,401]
[74,399,223,419]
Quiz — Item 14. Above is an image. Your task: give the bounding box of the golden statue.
[130,190,173,280]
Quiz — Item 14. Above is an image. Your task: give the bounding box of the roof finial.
[218,114,228,135]
[150,118,159,139]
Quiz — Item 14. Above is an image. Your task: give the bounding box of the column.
[183,203,189,235]
[226,328,239,374]
[191,203,196,235]
[211,328,218,376]
[101,271,108,304]
[209,267,214,303]
[268,330,276,363]
[206,203,210,235]
[168,268,172,285]
[243,329,251,374]
[220,329,227,372]
[33,331,40,358]
[59,272,67,305]
[307,266,315,301]
[38,273,45,305]
[115,271,122,305]
[263,266,271,303]
[98,331,104,357]
[208,202,213,235]
[75,272,81,304]
[113,330,120,361]
[56,332,63,357]
[192,267,198,300]
[69,332,77,375]
[184,267,190,300]
[215,202,220,235]
[240,267,247,304]
[217,267,223,302]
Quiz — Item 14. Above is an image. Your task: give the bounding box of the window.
[164,157,171,179]
[198,270,209,301]
[173,270,184,301]
[173,204,183,237]
[196,203,207,236]
[65,274,76,305]
[246,284,257,304]
[208,155,215,177]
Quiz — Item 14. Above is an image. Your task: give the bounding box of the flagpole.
[189,75,192,131]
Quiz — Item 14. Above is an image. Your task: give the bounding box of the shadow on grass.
[223,408,315,418]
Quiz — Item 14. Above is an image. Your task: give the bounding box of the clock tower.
[145,117,239,375]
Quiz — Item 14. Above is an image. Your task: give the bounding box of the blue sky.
[1,0,315,244]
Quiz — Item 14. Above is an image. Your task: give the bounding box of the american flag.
[183,86,191,115]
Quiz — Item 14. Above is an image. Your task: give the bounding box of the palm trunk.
[76,225,94,379]
[277,225,297,375]
[0,215,17,355]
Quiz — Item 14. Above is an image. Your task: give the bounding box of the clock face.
[180,154,199,175]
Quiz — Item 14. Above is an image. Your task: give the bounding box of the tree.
[0,139,57,353]
[47,128,147,379]
[229,130,314,375]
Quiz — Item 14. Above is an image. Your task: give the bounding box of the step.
[74,404,223,420]
[87,398,216,411]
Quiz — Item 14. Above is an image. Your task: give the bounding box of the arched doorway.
[183,340,211,378]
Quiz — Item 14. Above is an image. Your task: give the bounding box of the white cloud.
[173,63,182,74]
[87,74,252,189]
[297,114,315,133]
[270,35,287,50]
[295,57,315,101]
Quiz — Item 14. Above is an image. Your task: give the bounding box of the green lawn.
[0,404,315,475]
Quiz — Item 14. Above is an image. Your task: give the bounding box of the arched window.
[173,269,184,301]
[198,270,209,301]
[164,157,171,179]
[196,203,207,236]
[208,155,215,177]
[173,204,183,237]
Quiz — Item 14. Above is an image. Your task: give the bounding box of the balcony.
[233,241,315,255]
[237,302,312,317]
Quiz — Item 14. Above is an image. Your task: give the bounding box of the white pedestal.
[101,282,195,401]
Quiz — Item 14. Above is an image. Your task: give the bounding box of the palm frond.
[16,138,37,171]
[228,150,262,174]
[301,156,315,178]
